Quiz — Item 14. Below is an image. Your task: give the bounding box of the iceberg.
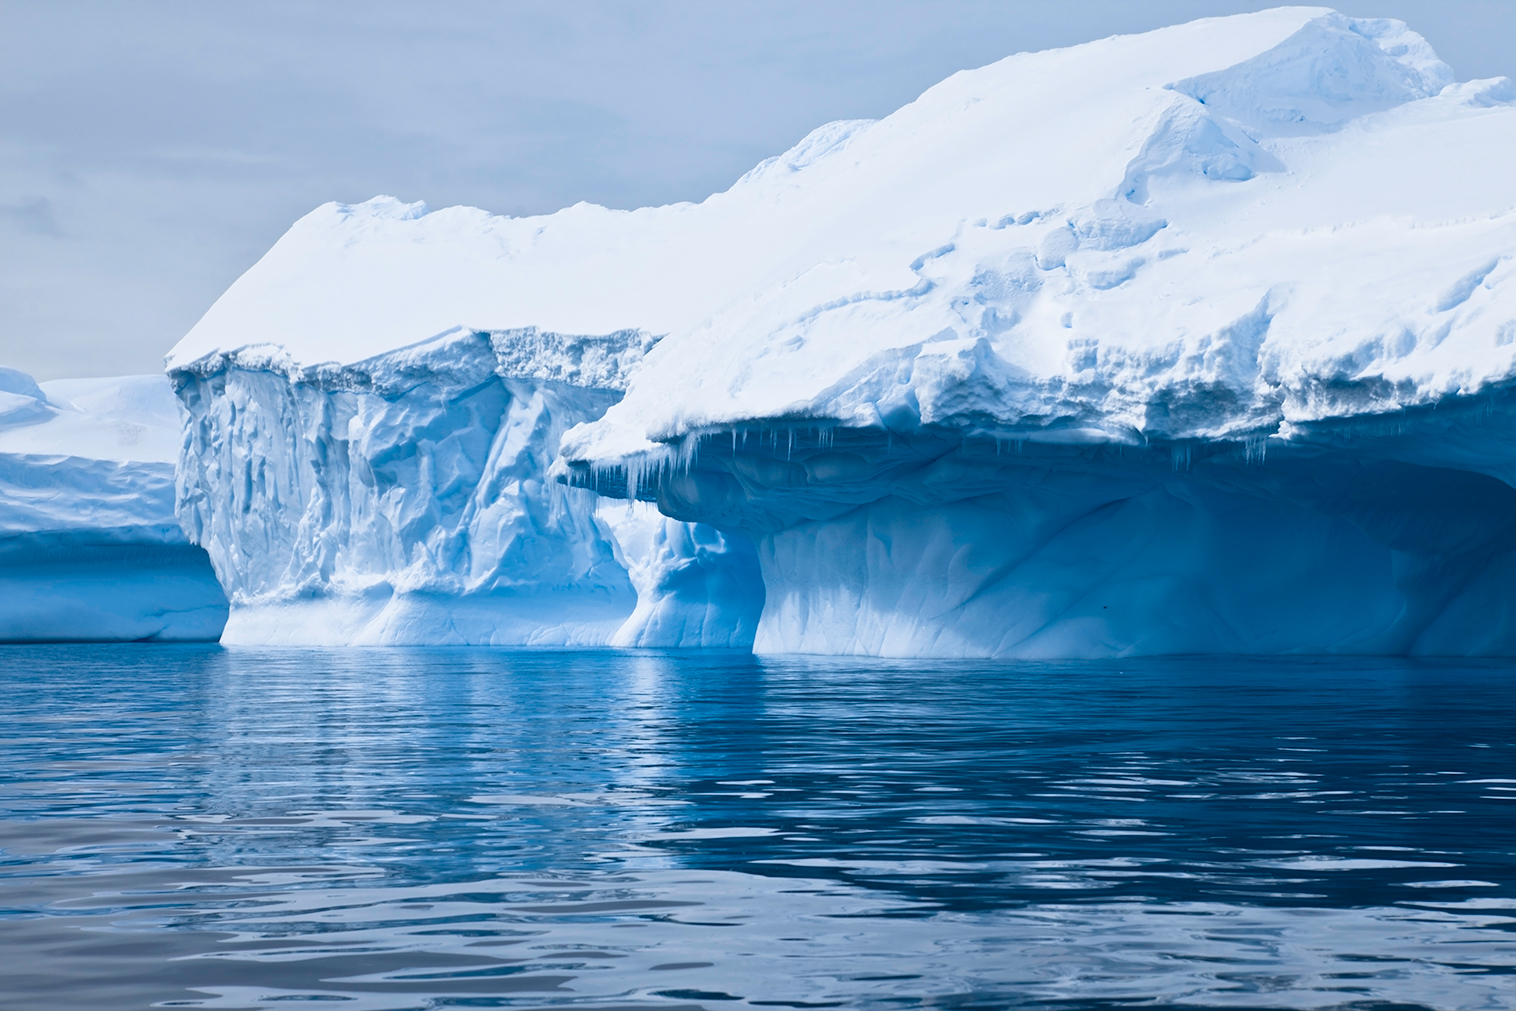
[0,367,228,641]
[169,7,1516,656]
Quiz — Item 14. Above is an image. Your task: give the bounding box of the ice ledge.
[556,325,1516,489]
[168,326,660,397]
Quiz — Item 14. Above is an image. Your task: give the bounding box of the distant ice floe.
[0,367,227,641]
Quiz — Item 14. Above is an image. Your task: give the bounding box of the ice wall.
[0,367,227,641]
[170,329,762,646]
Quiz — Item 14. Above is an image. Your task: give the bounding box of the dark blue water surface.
[1,647,1514,1010]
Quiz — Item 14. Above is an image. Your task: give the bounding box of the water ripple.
[0,647,1513,1010]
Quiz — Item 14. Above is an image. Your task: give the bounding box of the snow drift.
[169,7,1516,655]
[0,367,227,641]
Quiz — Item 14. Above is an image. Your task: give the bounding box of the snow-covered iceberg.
[168,7,1516,656]
[0,367,228,641]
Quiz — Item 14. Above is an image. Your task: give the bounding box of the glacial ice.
[0,368,227,641]
[171,329,762,646]
[167,7,1516,656]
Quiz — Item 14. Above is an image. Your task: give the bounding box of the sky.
[3,1,1514,380]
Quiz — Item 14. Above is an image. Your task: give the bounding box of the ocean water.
[0,647,1513,1010]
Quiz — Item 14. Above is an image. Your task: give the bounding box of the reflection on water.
[0,647,1513,1010]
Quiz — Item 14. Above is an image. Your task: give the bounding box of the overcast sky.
[3,1,1514,380]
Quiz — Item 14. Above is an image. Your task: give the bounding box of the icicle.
[1171,443,1192,471]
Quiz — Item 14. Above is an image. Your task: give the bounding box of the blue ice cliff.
[171,331,761,645]
[161,8,1516,655]
[0,368,227,641]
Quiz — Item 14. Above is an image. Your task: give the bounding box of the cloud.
[0,197,61,236]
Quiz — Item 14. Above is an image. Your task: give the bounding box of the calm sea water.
[0,647,1513,1010]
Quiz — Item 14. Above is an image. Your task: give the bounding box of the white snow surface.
[166,8,1516,464]
[0,370,181,467]
[0,367,227,641]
